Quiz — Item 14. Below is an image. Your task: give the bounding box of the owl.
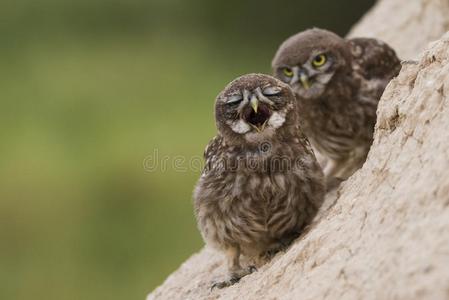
[272,28,401,185]
[194,74,324,289]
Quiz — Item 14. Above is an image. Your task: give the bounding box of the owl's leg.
[323,159,346,191]
[323,158,338,178]
[262,235,296,260]
[325,148,369,190]
[333,146,369,180]
[211,246,256,290]
[323,159,340,180]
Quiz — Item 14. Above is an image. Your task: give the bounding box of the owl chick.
[194,74,324,289]
[272,28,401,184]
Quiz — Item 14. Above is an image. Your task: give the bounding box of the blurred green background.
[0,1,374,299]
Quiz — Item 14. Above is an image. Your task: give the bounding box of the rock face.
[147,1,449,299]
[348,0,449,59]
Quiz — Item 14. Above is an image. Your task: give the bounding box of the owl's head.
[215,74,297,144]
[272,28,352,100]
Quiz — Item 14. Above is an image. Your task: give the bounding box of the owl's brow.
[307,49,329,60]
[261,86,282,96]
[278,64,293,68]
[226,93,243,103]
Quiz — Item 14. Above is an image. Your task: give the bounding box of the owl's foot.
[401,59,419,65]
[210,277,239,290]
[262,238,294,261]
[211,266,257,290]
[325,176,344,192]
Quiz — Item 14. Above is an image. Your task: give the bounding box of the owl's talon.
[248,265,257,273]
[262,237,294,260]
[264,249,279,259]
[210,277,240,290]
[325,176,344,192]
[210,266,257,291]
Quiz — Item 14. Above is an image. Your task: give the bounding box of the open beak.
[250,95,259,113]
[299,72,310,90]
[243,94,271,132]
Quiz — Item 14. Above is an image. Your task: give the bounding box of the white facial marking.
[227,94,243,104]
[268,111,286,129]
[229,119,250,134]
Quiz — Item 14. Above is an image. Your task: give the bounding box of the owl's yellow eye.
[283,68,293,77]
[312,54,327,67]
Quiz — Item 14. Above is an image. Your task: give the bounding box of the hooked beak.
[299,72,310,90]
[242,93,271,132]
[250,95,259,113]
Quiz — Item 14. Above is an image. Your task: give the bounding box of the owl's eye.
[226,94,243,105]
[283,68,294,77]
[312,54,327,68]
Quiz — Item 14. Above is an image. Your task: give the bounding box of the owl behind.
[272,28,401,186]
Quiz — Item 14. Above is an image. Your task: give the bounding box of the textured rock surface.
[348,0,449,59]
[147,1,449,299]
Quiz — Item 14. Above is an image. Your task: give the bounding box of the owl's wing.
[348,37,401,81]
[348,37,401,103]
[202,135,224,174]
[347,38,402,142]
[295,124,316,155]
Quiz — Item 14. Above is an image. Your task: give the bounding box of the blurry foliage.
[0,0,373,299]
